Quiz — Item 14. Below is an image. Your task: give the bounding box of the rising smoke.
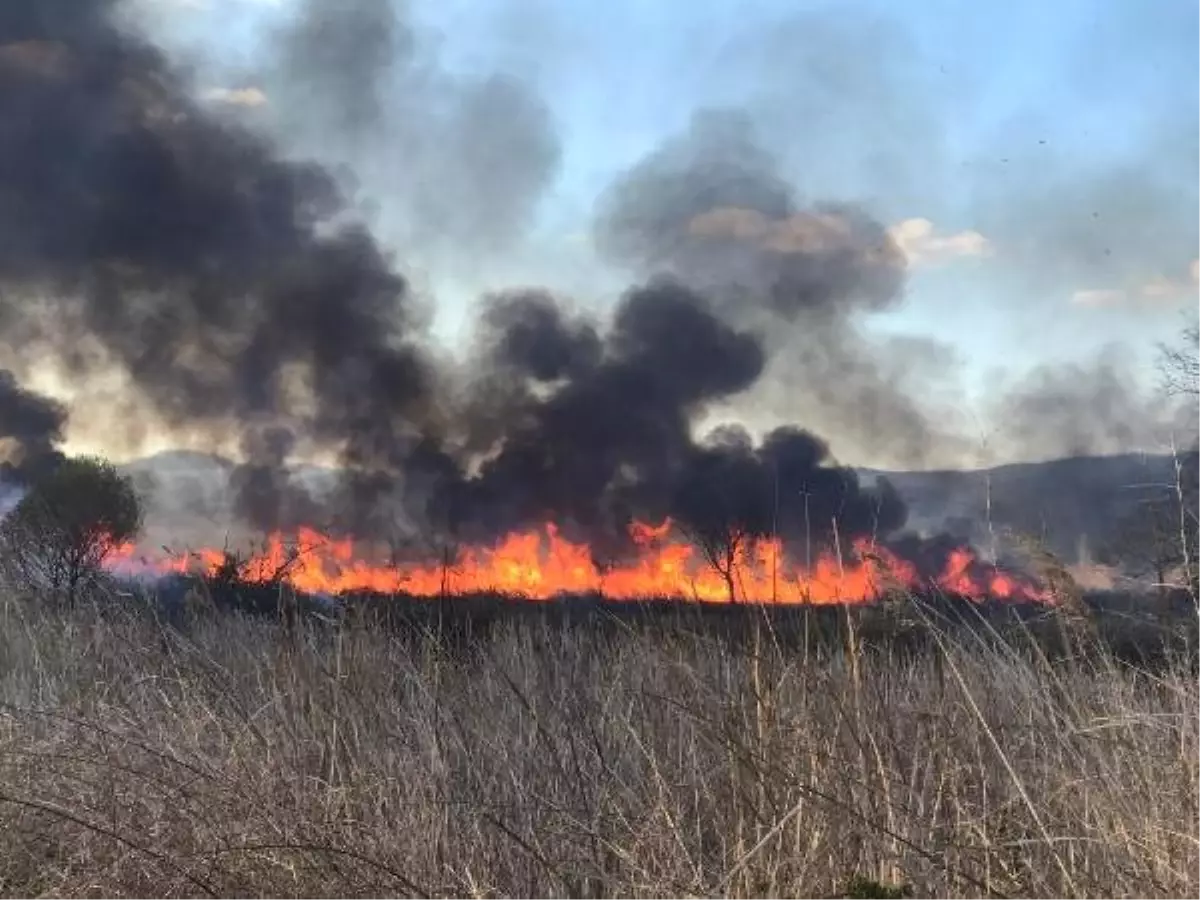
[0,369,66,483]
[0,1,1191,575]
[0,0,909,563]
[593,109,962,467]
[262,0,562,273]
[0,0,445,525]
[988,346,1198,462]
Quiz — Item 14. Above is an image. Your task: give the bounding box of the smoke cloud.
[595,110,906,323]
[0,0,1188,579]
[594,109,960,468]
[0,370,66,483]
[437,275,904,559]
[0,0,907,560]
[987,347,1198,462]
[0,0,442,531]
[261,0,561,271]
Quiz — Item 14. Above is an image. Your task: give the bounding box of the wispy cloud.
[1071,258,1200,308]
[574,211,988,272]
[886,218,992,267]
[201,86,269,108]
[689,207,865,253]
[147,0,285,14]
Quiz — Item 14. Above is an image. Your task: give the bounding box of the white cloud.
[680,211,989,270]
[691,207,875,254]
[887,217,992,267]
[151,0,283,7]
[201,86,269,108]
[1071,258,1200,309]
[1070,288,1126,308]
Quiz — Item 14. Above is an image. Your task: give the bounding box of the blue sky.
[143,0,1198,410]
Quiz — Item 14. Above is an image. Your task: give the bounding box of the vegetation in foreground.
[0,585,1194,898]
[0,322,1193,896]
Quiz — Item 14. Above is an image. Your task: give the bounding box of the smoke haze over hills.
[0,0,1194,571]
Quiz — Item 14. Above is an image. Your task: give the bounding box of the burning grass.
[108,519,1049,604]
[0,583,1195,898]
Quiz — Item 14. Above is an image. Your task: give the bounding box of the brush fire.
[0,2,1163,614]
[108,519,1047,604]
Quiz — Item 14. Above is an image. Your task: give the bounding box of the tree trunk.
[722,565,736,605]
[723,544,737,604]
[66,553,84,610]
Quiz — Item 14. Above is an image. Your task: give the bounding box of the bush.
[0,455,142,606]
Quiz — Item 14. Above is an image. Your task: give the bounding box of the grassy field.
[0,588,1195,898]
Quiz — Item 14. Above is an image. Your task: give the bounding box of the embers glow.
[108,519,1049,604]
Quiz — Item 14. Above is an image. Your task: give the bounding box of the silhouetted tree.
[0,456,142,606]
[1102,497,1189,588]
[671,429,769,603]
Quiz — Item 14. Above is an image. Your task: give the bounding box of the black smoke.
[670,424,907,561]
[0,1,917,572]
[594,110,951,467]
[0,0,441,532]
[479,289,602,383]
[411,280,758,548]
[0,370,66,484]
[263,0,561,270]
[428,278,905,561]
[230,424,324,534]
[595,109,906,323]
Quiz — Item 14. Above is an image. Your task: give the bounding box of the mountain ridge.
[119,448,1188,562]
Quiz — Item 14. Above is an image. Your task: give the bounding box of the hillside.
[861,451,1186,561]
[122,449,1188,563]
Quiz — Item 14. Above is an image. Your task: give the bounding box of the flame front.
[109,520,1048,604]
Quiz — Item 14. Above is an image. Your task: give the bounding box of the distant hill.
[123,449,1188,562]
[860,452,1185,561]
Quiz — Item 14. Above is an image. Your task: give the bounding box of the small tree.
[1158,318,1199,398]
[685,517,753,605]
[671,433,770,605]
[1,456,142,606]
[1101,496,1191,589]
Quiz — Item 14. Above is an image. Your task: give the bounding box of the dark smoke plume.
[263,0,561,269]
[435,278,905,561]
[595,110,905,323]
[0,1,921,572]
[444,279,767,546]
[593,109,955,467]
[0,0,442,532]
[670,423,907,560]
[230,424,324,534]
[479,289,602,383]
[0,370,66,484]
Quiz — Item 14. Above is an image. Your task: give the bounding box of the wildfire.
[108,519,1049,604]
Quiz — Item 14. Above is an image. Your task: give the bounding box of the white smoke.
[0,481,24,521]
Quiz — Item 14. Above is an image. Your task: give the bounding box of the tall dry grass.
[0,591,1194,898]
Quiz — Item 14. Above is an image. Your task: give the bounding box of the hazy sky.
[118,0,1197,454]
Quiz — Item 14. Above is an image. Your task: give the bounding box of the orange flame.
[108,519,1048,604]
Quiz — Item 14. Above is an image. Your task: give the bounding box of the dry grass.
[0,591,1195,898]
